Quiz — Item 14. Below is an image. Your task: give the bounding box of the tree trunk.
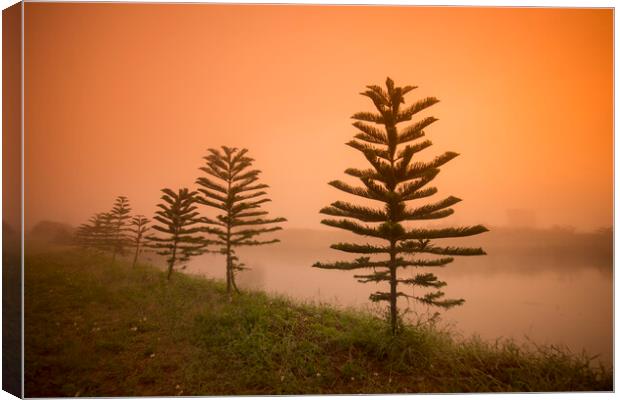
[225,218,232,295]
[167,262,173,280]
[225,248,232,294]
[132,241,140,268]
[111,224,121,262]
[387,142,398,335]
[225,177,233,296]
[231,274,240,294]
[389,240,398,335]
[167,243,177,281]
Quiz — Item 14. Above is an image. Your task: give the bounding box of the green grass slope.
[25,248,612,396]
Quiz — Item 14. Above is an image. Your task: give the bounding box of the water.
[175,227,613,367]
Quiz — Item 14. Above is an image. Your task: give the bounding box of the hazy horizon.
[24,4,612,233]
[24,217,614,235]
[18,4,614,395]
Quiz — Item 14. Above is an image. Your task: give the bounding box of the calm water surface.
[174,228,613,366]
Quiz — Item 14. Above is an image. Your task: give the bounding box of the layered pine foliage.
[147,188,207,280]
[196,146,286,294]
[110,196,132,261]
[75,196,133,259]
[129,215,150,268]
[75,212,114,251]
[314,77,488,333]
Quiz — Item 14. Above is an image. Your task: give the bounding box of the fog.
[138,227,612,366]
[24,5,612,233]
[19,1,613,369]
[25,221,613,367]
[17,4,614,395]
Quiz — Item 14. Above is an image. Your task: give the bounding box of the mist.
[20,3,613,395]
[24,5,612,233]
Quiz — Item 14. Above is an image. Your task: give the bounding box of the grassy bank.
[25,248,612,396]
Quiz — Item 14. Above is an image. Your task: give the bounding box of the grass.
[24,248,612,396]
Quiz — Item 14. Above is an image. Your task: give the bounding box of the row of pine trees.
[75,196,148,267]
[75,78,488,334]
[76,147,286,292]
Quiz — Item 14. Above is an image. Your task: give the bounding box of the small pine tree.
[128,215,150,268]
[109,196,132,262]
[196,146,286,295]
[147,188,207,280]
[75,217,96,248]
[97,212,115,252]
[313,77,488,334]
[75,212,114,252]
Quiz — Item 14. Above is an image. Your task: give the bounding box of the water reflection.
[180,227,613,366]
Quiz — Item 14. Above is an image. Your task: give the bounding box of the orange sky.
[24,4,613,232]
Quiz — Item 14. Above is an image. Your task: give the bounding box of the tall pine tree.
[110,196,132,262]
[129,215,150,268]
[147,188,207,280]
[313,77,488,334]
[196,146,286,295]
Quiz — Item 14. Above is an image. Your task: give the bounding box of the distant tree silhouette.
[75,212,114,252]
[313,77,488,334]
[109,196,132,262]
[129,215,150,268]
[147,188,207,280]
[196,146,286,295]
[30,221,74,245]
[75,217,96,248]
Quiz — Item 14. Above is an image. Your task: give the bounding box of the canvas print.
[2,2,614,396]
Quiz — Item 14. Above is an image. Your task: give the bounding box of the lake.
[168,227,613,367]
